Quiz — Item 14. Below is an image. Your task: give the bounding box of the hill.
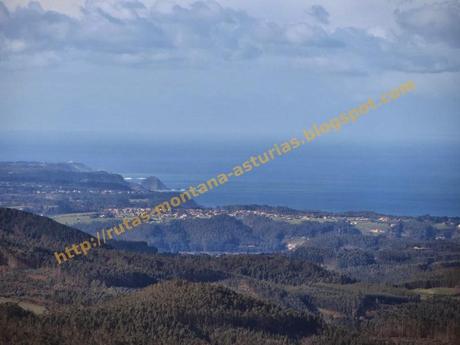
[0,161,128,190]
[1,208,459,345]
[0,207,350,294]
[140,176,169,191]
[0,161,194,214]
[0,280,320,345]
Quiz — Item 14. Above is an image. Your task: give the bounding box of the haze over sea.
[1,132,459,217]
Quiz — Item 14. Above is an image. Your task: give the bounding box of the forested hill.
[1,208,459,345]
[0,207,350,287]
[0,161,129,190]
[0,207,92,250]
[0,280,320,345]
[0,161,190,214]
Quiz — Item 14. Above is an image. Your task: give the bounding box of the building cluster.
[102,207,348,224]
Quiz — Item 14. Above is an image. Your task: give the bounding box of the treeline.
[310,298,460,345]
[74,214,363,253]
[0,280,321,345]
[1,208,460,345]
[364,298,460,343]
[62,250,352,293]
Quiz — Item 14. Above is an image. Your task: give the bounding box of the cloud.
[0,0,459,74]
[395,1,460,48]
[308,5,329,25]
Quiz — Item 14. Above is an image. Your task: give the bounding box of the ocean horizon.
[1,133,459,217]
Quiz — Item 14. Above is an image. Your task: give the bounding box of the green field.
[413,287,460,300]
[52,212,108,225]
[0,297,47,315]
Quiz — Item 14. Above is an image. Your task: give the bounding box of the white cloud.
[0,0,458,74]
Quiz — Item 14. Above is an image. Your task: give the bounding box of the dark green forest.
[1,208,459,345]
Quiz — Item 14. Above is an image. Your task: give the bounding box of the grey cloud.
[0,0,458,73]
[0,0,283,65]
[395,1,460,48]
[0,2,9,23]
[308,5,329,25]
[0,2,77,53]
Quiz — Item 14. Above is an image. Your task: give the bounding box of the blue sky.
[1,0,459,143]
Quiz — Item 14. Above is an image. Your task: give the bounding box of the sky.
[1,0,459,143]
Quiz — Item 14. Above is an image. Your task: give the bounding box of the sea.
[1,132,459,217]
